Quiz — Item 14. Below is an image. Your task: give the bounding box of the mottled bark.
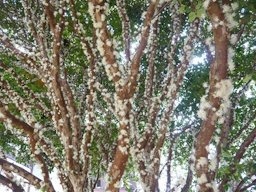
[195,1,229,191]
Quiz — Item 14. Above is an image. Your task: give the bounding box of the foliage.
[0,0,255,192]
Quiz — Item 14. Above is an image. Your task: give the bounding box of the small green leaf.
[196,7,205,18]
[243,74,252,83]
[196,3,202,10]
[179,4,186,13]
[189,12,196,22]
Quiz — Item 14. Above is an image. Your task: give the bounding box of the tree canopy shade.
[0,0,256,191]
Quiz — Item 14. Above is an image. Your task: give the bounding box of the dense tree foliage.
[0,0,255,192]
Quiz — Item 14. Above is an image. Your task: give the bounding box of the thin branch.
[0,102,34,135]
[29,135,55,192]
[43,0,56,33]
[116,0,131,61]
[89,0,121,85]
[240,179,256,192]
[227,111,256,148]
[124,0,159,98]
[180,162,193,192]
[0,61,51,118]
[219,127,256,191]
[0,174,25,192]
[234,174,255,192]
[234,127,256,161]
[0,158,42,189]
[0,33,38,75]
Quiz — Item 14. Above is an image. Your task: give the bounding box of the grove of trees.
[0,0,255,191]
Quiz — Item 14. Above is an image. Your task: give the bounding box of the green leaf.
[189,12,196,22]
[196,7,205,18]
[243,74,252,83]
[179,4,186,13]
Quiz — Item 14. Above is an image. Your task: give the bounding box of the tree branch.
[0,158,42,189]
[0,33,38,75]
[0,174,25,192]
[219,127,256,191]
[195,1,230,191]
[116,0,131,61]
[124,0,159,98]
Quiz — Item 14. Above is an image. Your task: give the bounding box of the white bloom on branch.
[222,5,231,13]
[93,22,103,28]
[196,157,208,170]
[231,3,239,11]
[230,34,237,45]
[209,157,217,171]
[0,112,5,118]
[198,173,208,184]
[224,10,238,29]
[214,79,233,100]
[203,0,210,9]
[118,146,128,154]
[1,34,8,41]
[228,47,235,71]
[197,95,211,120]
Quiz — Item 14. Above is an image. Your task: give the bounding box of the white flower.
[197,95,211,120]
[198,173,208,184]
[230,34,237,45]
[0,112,5,118]
[203,0,210,9]
[214,79,233,100]
[93,22,102,28]
[223,5,231,13]
[231,3,239,11]
[209,157,217,171]
[228,47,235,71]
[196,157,208,170]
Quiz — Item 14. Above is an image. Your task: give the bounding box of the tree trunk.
[70,175,86,192]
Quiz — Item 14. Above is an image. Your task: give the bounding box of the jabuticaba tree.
[0,0,255,192]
